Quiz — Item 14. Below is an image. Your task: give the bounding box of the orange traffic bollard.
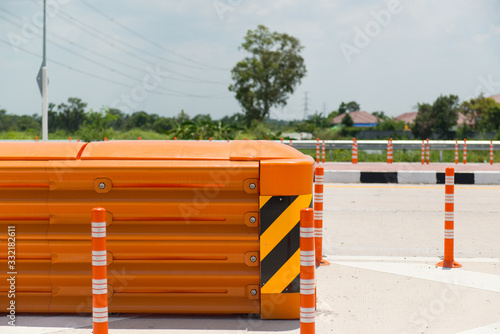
[421,140,424,164]
[436,168,462,269]
[138,137,142,140]
[315,138,320,163]
[281,137,284,144]
[322,140,325,163]
[490,141,494,165]
[352,138,358,164]
[290,139,293,147]
[92,208,109,334]
[209,137,212,142]
[314,167,328,267]
[300,208,315,334]
[387,138,393,164]
[455,140,458,164]
[426,139,430,164]
[35,136,39,142]
[68,137,72,142]
[463,139,467,164]
[174,137,177,140]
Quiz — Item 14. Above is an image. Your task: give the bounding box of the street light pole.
[41,0,48,141]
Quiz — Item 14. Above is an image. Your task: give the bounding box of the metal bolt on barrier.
[426,139,430,164]
[387,138,393,164]
[92,207,109,334]
[314,167,329,267]
[455,140,458,164]
[463,138,467,164]
[322,140,326,163]
[490,141,494,165]
[352,138,358,164]
[436,168,462,269]
[99,183,106,190]
[421,140,424,164]
[250,289,257,296]
[249,216,256,223]
[249,183,256,190]
[316,138,320,163]
[250,256,257,263]
[300,208,315,334]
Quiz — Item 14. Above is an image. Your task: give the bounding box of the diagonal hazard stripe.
[259,195,272,209]
[261,223,300,287]
[282,273,299,294]
[260,194,312,261]
[259,195,298,235]
[261,248,300,294]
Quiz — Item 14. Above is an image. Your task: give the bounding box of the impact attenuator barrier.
[92,208,109,334]
[300,208,315,334]
[436,167,462,269]
[0,140,314,320]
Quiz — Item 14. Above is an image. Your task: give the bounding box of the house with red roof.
[331,110,378,127]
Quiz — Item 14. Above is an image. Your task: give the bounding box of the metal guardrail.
[277,140,498,151]
[0,139,497,151]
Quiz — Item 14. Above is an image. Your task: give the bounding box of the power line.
[0,38,231,100]
[80,0,229,71]
[0,6,229,86]
[55,8,229,84]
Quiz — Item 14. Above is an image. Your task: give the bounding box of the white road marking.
[327,255,500,263]
[457,321,500,333]
[330,261,500,293]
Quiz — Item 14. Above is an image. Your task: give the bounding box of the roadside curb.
[324,170,500,184]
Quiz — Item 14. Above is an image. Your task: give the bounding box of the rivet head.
[250,255,257,262]
[249,216,256,223]
[250,289,257,296]
[99,182,106,189]
[249,183,256,190]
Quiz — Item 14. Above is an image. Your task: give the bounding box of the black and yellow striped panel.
[259,194,313,294]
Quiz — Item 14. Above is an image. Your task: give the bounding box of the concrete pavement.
[2,184,500,333]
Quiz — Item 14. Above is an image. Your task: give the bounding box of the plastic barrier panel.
[0,140,313,319]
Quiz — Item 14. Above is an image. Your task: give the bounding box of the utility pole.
[303,92,309,120]
[36,0,48,141]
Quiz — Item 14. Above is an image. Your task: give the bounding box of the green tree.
[125,111,157,130]
[229,25,307,125]
[338,101,360,114]
[412,95,459,139]
[57,97,87,133]
[76,108,116,142]
[341,113,354,127]
[459,95,500,132]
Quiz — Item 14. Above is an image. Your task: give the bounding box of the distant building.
[489,93,500,104]
[395,111,418,125]
[332,110,378,127]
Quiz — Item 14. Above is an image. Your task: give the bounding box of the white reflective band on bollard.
[300,227,315,238]
[300,250,315,267]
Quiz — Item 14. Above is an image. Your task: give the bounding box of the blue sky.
[1,0,499,120]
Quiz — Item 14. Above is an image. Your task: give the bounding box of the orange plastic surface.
[0,140,313,319]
